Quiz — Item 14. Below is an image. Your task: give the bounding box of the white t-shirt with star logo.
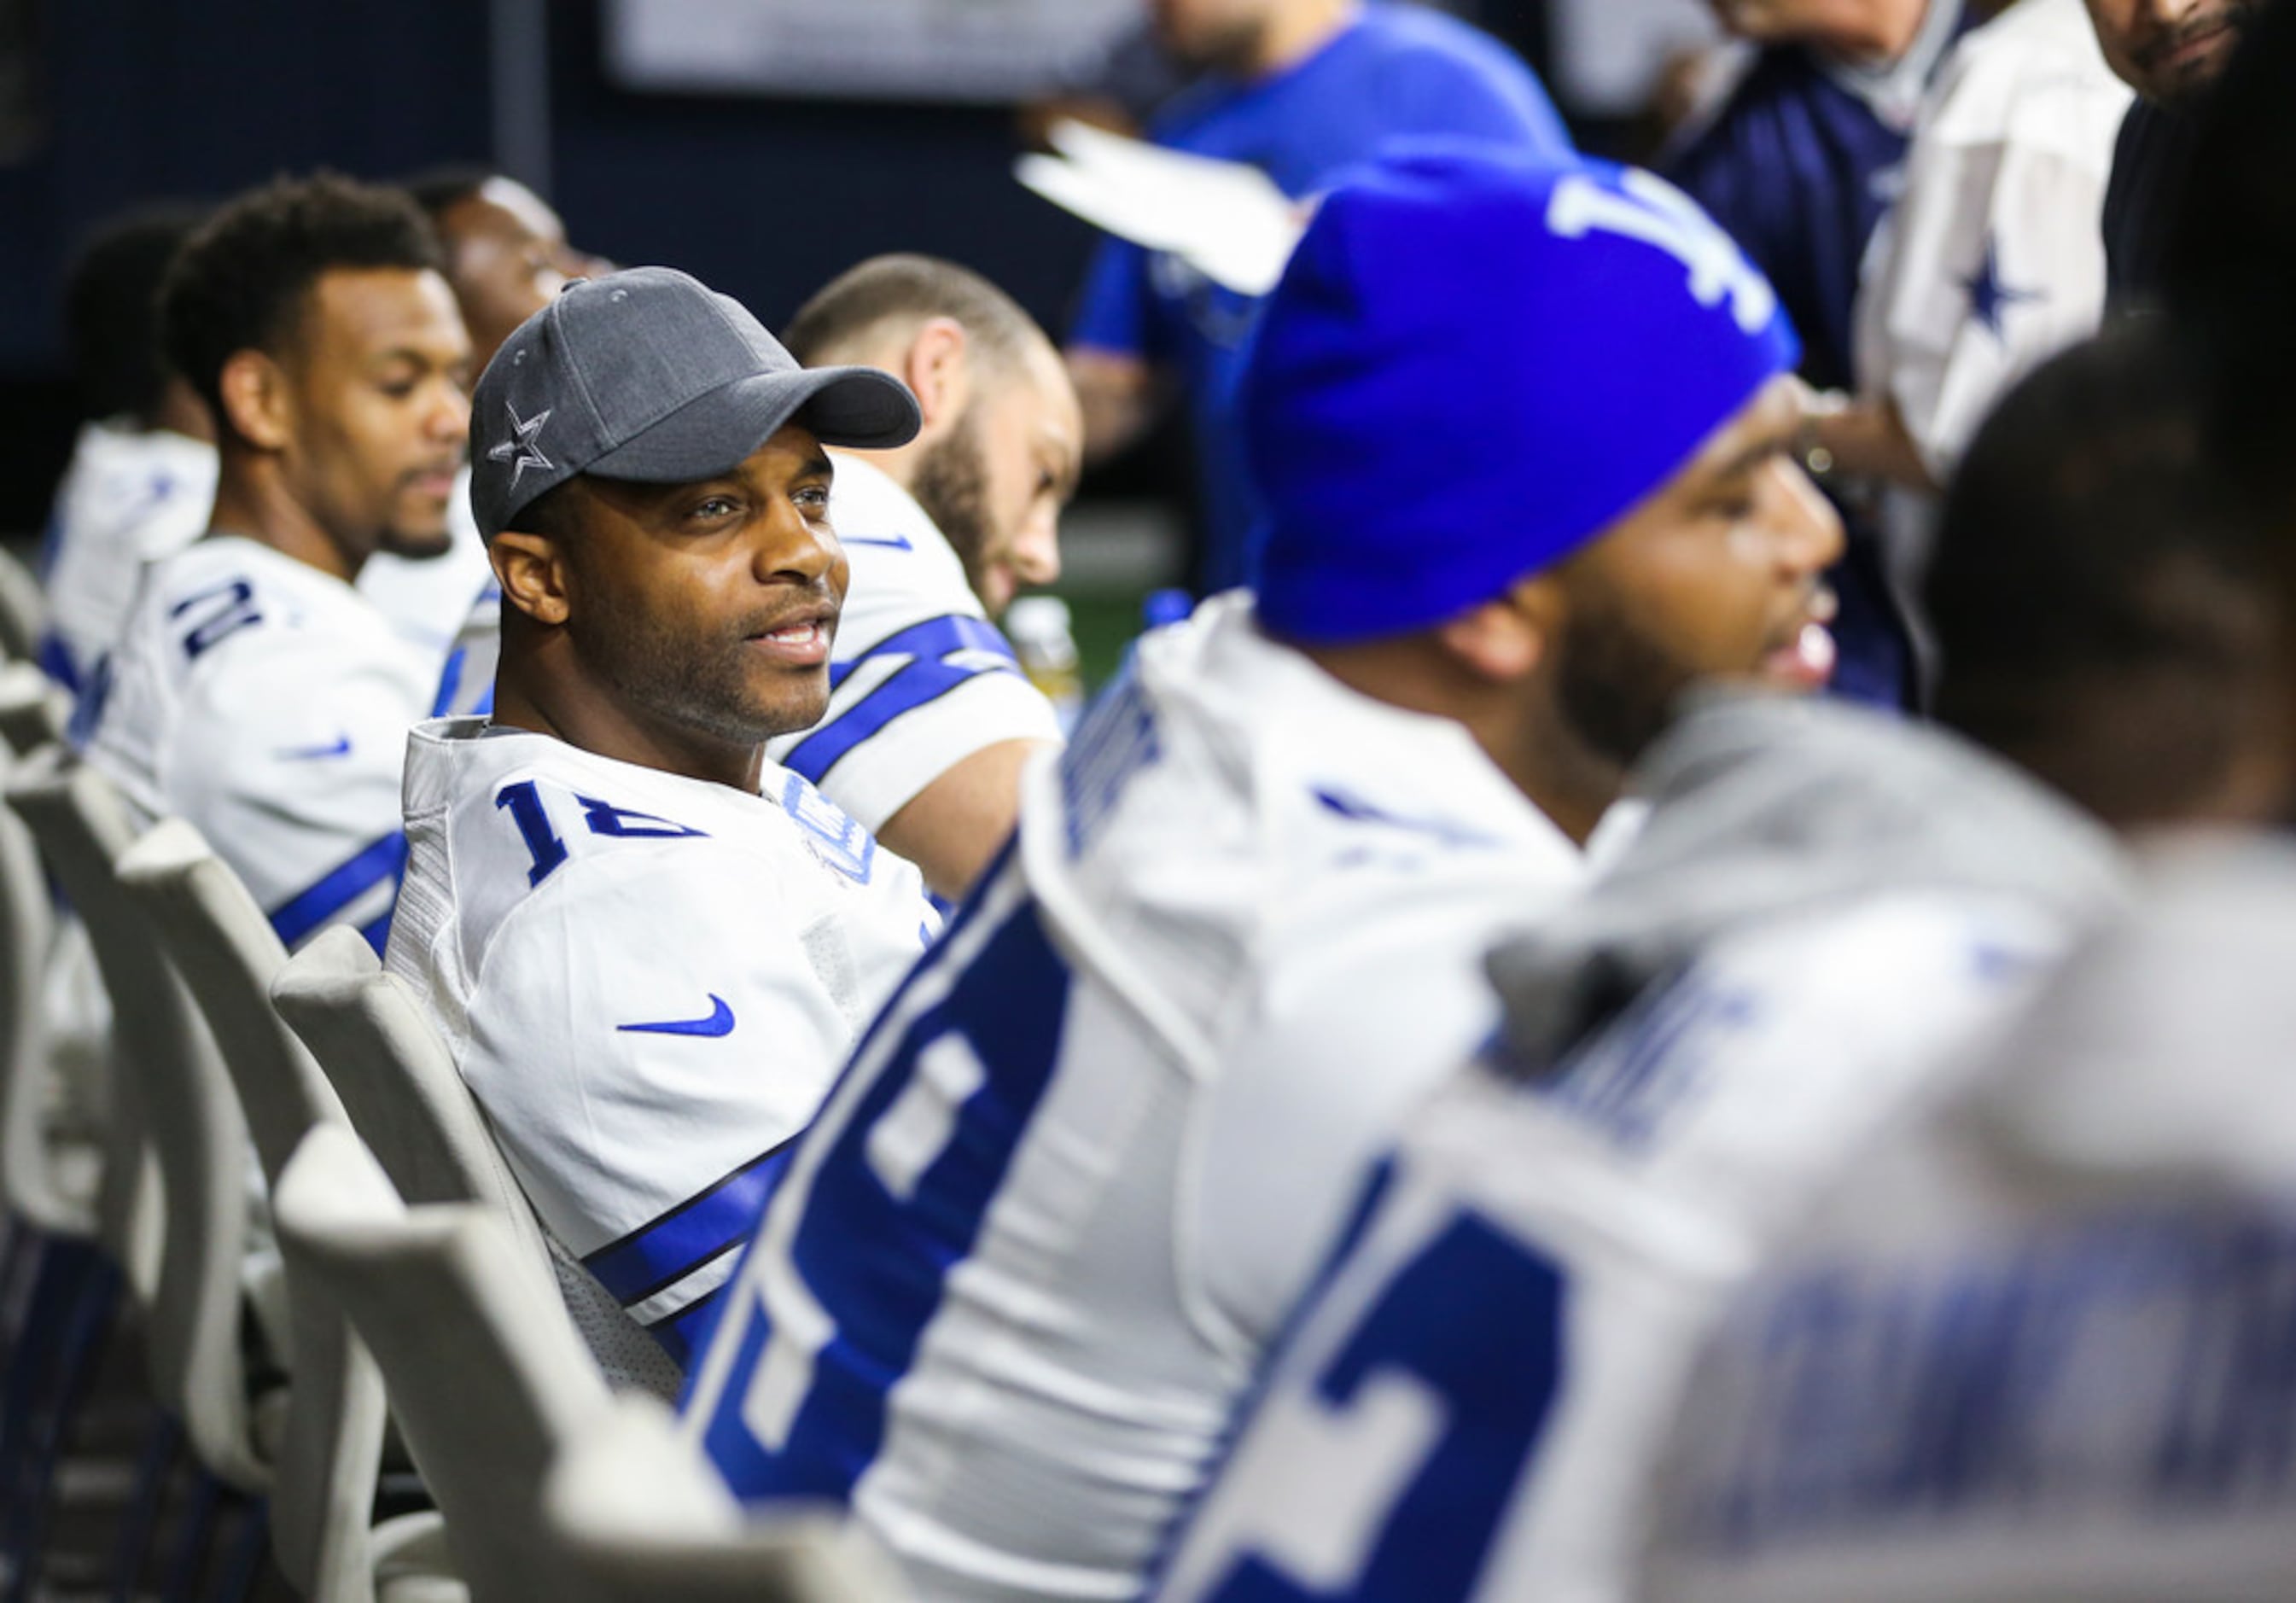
[1853,0,2131,481]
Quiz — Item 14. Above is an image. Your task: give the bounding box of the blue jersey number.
[1186,1210,1568,1603]
[493,781,708,888]
[690,856,1071,1501]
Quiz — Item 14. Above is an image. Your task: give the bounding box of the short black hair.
[1928,324,2276,825]
[158,171,445,429]
[62,203,207,423]
[783,254,1045,371]
[399,162,504,223]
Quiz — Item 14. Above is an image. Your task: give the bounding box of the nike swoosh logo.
[617,994,736,1038]
[277,734,353,761]
[839,533,913,551]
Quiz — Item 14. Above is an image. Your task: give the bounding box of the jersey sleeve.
[767,538,1062,833]
[458,840,858,1361]
[1385,35,1574,160]
[166,626,417,954]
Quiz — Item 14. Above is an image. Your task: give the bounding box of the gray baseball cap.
[468,265,922,541]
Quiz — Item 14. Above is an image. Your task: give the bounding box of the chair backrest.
[0,544,45,665]
[0,660,72,757]
[272,929,684,1401]
[273,1122,612,1603]
[545,1396,909,1603]
[116,819,387,1601]
[0,739,72,1236]
[3,750,266,1492]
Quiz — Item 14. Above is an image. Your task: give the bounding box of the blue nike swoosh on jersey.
[838,533,913,550]
[277,734,353,760]
[617,994,737,1038]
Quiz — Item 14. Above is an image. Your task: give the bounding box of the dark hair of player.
[63,203,207,424]
[1927,323,2276,827]
[158,171,445,429]
[783,254,1041,372]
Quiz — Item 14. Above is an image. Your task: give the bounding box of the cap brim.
[586,364,921,483]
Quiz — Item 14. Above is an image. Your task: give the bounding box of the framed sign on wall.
[604,0,1141,103]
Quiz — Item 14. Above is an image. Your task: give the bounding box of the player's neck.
[1250,0,1359,77]
[207,451,364,584]
[492,643,769,795]
[1295,635,1620,847]
[1814,0,1931,67]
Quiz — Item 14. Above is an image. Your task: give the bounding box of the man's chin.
[376,527,457,563]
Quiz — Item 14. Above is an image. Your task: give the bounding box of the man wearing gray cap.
[385,266,940,1365]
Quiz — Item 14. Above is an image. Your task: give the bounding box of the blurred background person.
[774,254,1078,899]
[37,203,213,697]
[1065,0,1573,600]
[1668,0,1976,708]
[87,172,470,950]
[1804,0,2131,693]
[2090,0,2261,306]
[355,166,613,662]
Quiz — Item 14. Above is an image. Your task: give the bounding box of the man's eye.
[795,486,831,511]
[380,378,419,399]
[692,496,740,520]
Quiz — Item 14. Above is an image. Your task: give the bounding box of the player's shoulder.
[823,457,982,638]
[131,536,398,675]
[1920,0,2130,153]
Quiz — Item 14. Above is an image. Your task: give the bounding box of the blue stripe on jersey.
[358,906,394,958]
[267,831,409,951]
[583,1137,799,1310]
[791,615,1020,784]
[650,1280,734,1367]
[36,632,79,695]
[431,646,467,718]
[693,854,1073,1502]
[825,614,1014,694]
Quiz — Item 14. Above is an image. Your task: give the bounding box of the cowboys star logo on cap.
[488,401,553,487]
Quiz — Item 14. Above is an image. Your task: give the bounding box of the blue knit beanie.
[1245,143,1799,644]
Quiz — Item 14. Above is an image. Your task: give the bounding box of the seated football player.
[386,266,936,1365]
[681,145,1841,1600]
[432,253,1080,904]
[86,172,469,952]
[769,254,1081,901]
[1157,323,2276,1603]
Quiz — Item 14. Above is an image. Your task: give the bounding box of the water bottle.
[1005,596,1086,737]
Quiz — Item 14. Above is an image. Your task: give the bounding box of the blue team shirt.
[1664,9,1972,708]
[1069,2,1571,593]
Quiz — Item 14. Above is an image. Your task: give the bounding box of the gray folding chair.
[271,930,684,1401]
[272,1123,613,1603]
[0,662,72,761]
[0,544,46,666]
[3,751,266,1493]
[119,819,448,1601]
[544,1396,906,1603]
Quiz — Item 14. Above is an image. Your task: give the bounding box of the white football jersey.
[357,465,495,662]
[1854,0,2131,480]
[38,421,215,693]
[682,591,1588,1600]
[84,535,436,952]
[385,717,938,1363]
[1152,696,2130,1603]
[427,454,1060,827]
[1646,836,2296,1601]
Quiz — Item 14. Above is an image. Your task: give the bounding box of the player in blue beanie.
[684,145,1840,1601]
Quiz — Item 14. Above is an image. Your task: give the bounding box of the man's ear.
[492,528,572,627]
[900,318,972,435]
[1436,573,1564,683]
[217,349,293,451]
